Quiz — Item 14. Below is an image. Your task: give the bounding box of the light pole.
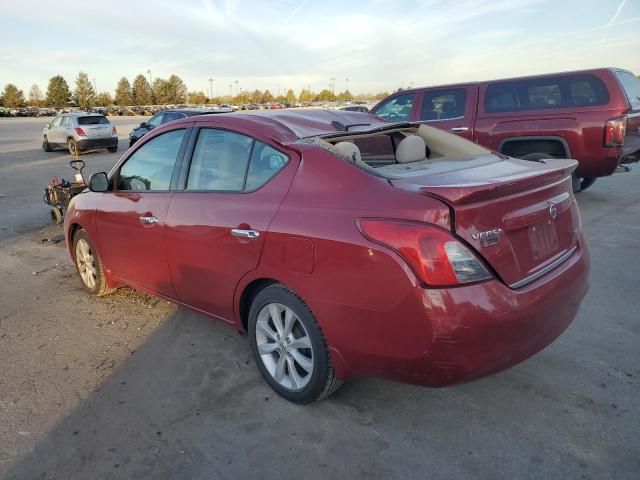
[234,80,239,96]
[208,78,213,99]
[345,78,349,93]
[330,78,336,94]
[92,78,97,92]
[229,84,232,97]
[147,69,152,85]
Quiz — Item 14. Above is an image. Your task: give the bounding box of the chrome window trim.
[510,246,578,289]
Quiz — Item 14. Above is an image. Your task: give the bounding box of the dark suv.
[128,107,232,147]
[372,68,640,191]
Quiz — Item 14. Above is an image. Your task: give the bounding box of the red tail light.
[112,126,117,135]
[603,116,626,147]
[357,219,492,287]
[74,127,86,137]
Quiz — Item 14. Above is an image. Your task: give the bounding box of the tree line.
[0,72,390,108]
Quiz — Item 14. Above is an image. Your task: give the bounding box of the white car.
[43,113,118,155]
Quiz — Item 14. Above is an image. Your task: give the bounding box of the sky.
[0,0,639,97]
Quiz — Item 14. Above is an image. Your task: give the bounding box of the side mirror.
[46,123,51,129]
[140,122,147,128]
[89,172,109,192]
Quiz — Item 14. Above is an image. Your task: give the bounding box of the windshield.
[77,116,110,125]
[615,70,640,111]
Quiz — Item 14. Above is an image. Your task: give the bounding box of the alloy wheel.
[75,238,96,289]
[254,303,314,391]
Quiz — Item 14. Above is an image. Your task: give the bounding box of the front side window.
[186,129,289,192]
[61,117,72,127]
[421,88,468,121]
[373,93,416,121]
[118,129,185,191]
[147,113,164,128]
[51,116,62,127]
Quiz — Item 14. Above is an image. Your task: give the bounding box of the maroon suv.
[372,68,640,192]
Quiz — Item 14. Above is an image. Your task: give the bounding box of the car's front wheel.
[73,229,116,296]
[248,284,342,404]
[42,135,53,152]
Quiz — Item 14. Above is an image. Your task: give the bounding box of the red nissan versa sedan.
[64,109,590,404]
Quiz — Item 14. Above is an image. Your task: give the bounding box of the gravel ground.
[0,117,638,480]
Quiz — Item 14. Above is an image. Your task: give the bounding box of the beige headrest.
[396,135,426,163]
[334,141,362,163]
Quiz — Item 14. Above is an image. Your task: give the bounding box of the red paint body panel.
[64,109,590,389]
[372,68,639,179]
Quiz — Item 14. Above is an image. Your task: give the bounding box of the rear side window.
[186,129,253,191]
[373,93,415,121]
[615,70,640,111]
[118,129,185,191]
[485,74,609,113]
[78,116,109,125]
[421,88,468,121]
[186,128,288,192]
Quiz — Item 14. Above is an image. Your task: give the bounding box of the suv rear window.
[485,74,609,113]
[615,70,640,111]
[77,116,110,125]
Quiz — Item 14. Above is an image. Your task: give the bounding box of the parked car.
[42,113,118,155]
[371,68,640,192]
[128,107,233,147]
[64,109,589,404]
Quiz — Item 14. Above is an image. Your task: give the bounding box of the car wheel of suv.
[42,136,53,152]
[73,229,116,296]
[107,145,118,153]
[248,284,342,404]
[67,138,78,156]
[580,177,597,191]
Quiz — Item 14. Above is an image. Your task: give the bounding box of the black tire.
[248,284,342,404]
[579,177,597,192]
[107,145,118,153]
[72,229,116,296]
[50,207,63,224]
[43,136,53,152]
[519,152,552,162]
[67,137,78,156]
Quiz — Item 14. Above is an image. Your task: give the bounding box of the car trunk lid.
[390,156,580,288]
[77,116,112,139]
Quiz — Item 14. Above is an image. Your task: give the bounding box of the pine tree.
[114,77,133,106]
[187,91,207,104]
[153,78,171,104]
[45,75,71,107]
[1,84,26,107]
[73,71,96,108]
[95,92,114,107]
[167,74,187,104]
[285,89,297,103]
[132,74,154,105]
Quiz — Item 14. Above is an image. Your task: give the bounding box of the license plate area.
[529,220,559,261]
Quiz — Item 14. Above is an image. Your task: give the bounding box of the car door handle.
[139,215,159,224]
[451,127,469,133]
[231,228,260,239]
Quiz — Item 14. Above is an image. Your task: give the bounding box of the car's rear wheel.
[107,145,118,153]
[579,177,597,191]
[42,136,53,152]
[248,284,342,404]
[67,138,78,156]
[73,229,116,296]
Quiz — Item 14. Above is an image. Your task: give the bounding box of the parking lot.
[0,116,638,479]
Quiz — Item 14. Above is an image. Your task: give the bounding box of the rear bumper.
[327,238,590,387]
[76,137,118,151]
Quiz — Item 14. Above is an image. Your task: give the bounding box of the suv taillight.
[357,219,492,287]
[112,126,117,135]
[74,127,86,136]
[603,116,626,147]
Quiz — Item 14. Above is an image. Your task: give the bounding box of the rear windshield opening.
[77,116,110,125]
[315,124,497,178]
